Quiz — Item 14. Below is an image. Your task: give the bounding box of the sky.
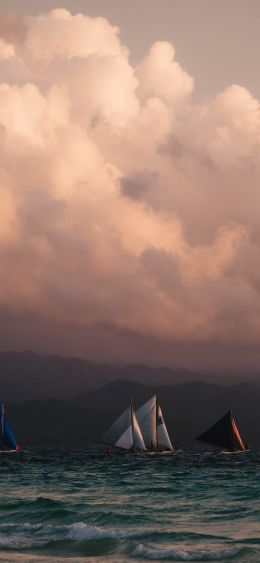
[0,1,260,370]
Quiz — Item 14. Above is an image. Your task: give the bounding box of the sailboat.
[136,395,175,452]
[0,403,20,452]
[197,410,246,452]
[103,400,146,451]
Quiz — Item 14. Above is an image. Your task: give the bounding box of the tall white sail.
[136,396,157,448]
[132,411,146,450]
[157,406,174,451]
[103,404,146,450]
[115,421,133,449]
[104,406,133,449]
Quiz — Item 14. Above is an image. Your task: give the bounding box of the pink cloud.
[0,8,259,363]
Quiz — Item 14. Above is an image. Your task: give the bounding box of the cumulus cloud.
[0,8,259,365]
[136,41,194,104]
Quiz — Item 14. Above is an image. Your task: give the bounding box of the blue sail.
[4,416,17,449]
[0,405,17,450]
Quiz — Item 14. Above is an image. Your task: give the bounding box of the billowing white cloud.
[0,8,260,361]
[136,41,194,104]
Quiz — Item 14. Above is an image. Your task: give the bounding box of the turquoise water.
[0,447,259,562]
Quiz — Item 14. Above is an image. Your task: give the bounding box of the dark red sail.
[197,411,245,451]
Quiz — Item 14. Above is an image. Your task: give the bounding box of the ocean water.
[0,447,259,562]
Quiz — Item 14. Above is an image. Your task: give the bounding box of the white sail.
[136,396,157,448]
[115,423,133,449]
[132,411,146,450]
[103,406,132,449]
[157,406,174,451]
[104,404,146,451]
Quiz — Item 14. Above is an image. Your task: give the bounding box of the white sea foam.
[0,522,144,545]
[66,522,143,540]
[132,543,243,561]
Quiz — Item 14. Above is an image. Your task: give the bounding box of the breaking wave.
[0,522,144,550]
[132,543,244,561]
[66,522,144,540]
[0,523,247,561]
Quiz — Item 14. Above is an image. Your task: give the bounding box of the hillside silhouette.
[1,351,258,401]
[0,350,203,400]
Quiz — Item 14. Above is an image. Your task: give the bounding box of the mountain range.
[1,350,259,401]
[1,351,260,446]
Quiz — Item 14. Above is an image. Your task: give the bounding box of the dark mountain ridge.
[1,350,259,402]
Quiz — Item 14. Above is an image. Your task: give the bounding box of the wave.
[0,521,254,561]
[0,522,145,550]
[0,522,233,545]
[132,543,244,561]
[0,522,247,561]
[66,522,144,540]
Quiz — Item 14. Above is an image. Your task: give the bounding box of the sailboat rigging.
[136,395,174,452]
[197,411,246,452]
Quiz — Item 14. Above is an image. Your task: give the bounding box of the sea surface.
[0,447,259,562]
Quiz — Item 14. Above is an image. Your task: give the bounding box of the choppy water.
[0,447,259,562]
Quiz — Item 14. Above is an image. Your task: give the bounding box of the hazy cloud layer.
[0,8,260,365]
